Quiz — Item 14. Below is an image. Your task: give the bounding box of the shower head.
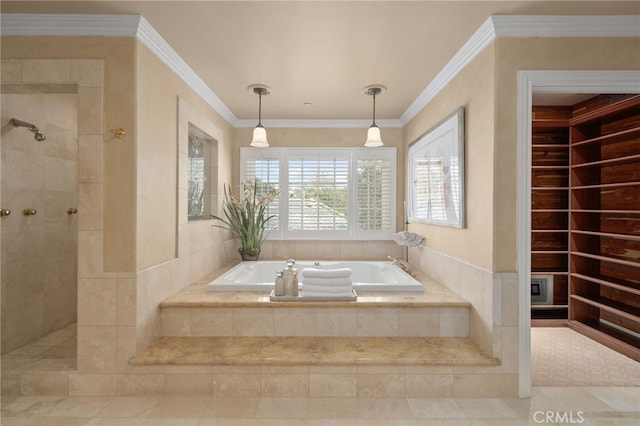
[33,131,46,142]
[9,118,46,142]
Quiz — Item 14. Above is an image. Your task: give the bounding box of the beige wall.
[136,41,235,271]
[403,44,496,271]
[493,37,640,272]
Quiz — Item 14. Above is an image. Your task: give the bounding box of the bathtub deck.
[160,264,470,309]
[129,264,504,398]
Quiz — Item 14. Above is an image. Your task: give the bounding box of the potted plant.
[211,180,278,261]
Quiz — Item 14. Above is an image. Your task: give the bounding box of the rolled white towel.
[302,277,352,287]
[302,284,353,294]
[302,267,352,279]
[303,290,353,298]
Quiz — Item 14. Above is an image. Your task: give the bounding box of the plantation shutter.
[241,147,396,240]
[356,157,393,232]
[243,156,280,230]
[287,156,349,231]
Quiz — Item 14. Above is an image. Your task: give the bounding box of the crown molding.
[491,15,640,38]
[400,16,496,124]
[134,16,237,124]
[400,15,640,125]
[0,13,140,36]
[2,14,638,127]
[235,119,403,129]
[0,13,239,125]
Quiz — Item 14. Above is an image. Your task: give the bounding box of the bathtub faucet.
[387,256,415,276]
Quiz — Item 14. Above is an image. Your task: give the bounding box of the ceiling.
[2,1,639,121]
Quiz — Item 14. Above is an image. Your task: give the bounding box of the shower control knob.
[0,208,11,217]
[23,208,37,216]
[67,208,78,215]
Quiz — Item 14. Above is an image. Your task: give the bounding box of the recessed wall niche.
[188,123,213,220]
[177,97,223,266]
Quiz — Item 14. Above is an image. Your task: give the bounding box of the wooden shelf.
[570,294,640,323]
[532,304,569,310]
[571,251,639,268]
[571,181,639,190]
[570,126,640,148]
[571,272,640,297]
[564,94,640,357]
[532,119,570,128]
[532,97,640,348]
[571,153,640,169]
[570,95,640,126]
[532,165,570,170]
[571,230,640,242]
[531,106,571,323]
[572,209,640,214]
[568,320,640,362]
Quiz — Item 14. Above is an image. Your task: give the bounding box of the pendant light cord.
[258,90,263,127]
[371,91,377,126]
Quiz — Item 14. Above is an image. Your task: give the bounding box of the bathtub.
[207,260,424,292]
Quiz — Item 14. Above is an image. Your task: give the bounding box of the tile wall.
[411,244,519,396]
[1,79,79,353]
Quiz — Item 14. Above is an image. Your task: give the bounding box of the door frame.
[516,70,640,397]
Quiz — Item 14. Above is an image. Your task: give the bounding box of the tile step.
[129,336,499,367]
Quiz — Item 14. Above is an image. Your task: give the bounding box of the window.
[187,124,213,220]
[241,147,396,240]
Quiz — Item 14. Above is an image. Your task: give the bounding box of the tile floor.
[2,325,639,425]
[1,386,639,425]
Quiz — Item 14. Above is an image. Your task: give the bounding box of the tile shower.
[1,91,78,353]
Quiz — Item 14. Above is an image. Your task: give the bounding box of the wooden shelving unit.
[531,106,571,324]
[568,94,640,361]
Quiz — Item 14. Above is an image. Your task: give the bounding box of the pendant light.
[249,85,271,148]
[364,85,385,147]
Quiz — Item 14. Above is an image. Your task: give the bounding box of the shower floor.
[1,323,77,386]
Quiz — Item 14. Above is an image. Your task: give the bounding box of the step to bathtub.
[161,304,470,338]
[160,279,472,338]
[129,336,499,367]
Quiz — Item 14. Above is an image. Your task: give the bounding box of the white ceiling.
[2,1,639,121]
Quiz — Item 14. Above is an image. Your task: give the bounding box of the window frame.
[240,147,397,241]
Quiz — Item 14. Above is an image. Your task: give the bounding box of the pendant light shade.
[251,125,268,148]
[249,85,271,148]
[365,125,383,148]
[364,85,385,147]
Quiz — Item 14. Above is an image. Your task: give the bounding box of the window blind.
[242,156,280,230]
[240,147,396,240]
[357,157,392,231]
[288,157,349,231]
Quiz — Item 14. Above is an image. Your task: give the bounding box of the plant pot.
[239,249,260,261]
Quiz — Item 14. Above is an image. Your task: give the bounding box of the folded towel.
[302,284,353,294]
[302,277,352,287]
[302,267,352,279]
[303,290,354,298]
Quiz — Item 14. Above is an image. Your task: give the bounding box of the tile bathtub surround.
[411,245,519,379]
[159,269,471,338]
